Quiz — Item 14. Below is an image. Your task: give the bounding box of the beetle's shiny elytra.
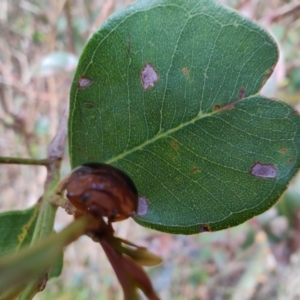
[60,163,138,222]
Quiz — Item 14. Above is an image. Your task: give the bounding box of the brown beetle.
[58,163,138,222]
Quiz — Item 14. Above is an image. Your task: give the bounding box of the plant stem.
[17,162,60,300]
[0,156,50,166]
[17,105,69,300]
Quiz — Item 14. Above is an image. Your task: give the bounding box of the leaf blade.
[69,0,300,234]
[0,204,40,254]
[0,216,89,297]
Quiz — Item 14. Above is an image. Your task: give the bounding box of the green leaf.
[0,215,90,299]
[277,189,300,224]
[69,0,300,234]
[49,252,63,278]
[0,205,63,278]
[0,205,40,254]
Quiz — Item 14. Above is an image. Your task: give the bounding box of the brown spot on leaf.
[265,67,274,79]
[192,167,199,173]
[39,273,49,292]
[78,76,92,89]
[214,102,235,112]
[250,162,277,179]
[171,140,178,149]
[288,158,293,163]
[75,146,85,153]
[137,197,149,216]
[182,67,189,75]
[213,104,221,111]
[141,63,158,90]
[238,87,246,100]
[199,224,211,233]
[84,101,95,109]
[126,34,131,55]
[260,67,275,90]
[18,226,29,243]
[222,102,235,111]
[280,148,287,154]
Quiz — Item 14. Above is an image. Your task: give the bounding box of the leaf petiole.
[0,156,50,166]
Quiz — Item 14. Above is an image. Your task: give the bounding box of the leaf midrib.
[105,109,215,164]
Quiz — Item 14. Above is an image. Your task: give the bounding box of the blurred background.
[0,0,300,299]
